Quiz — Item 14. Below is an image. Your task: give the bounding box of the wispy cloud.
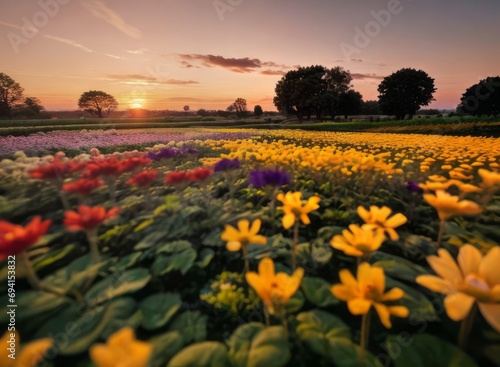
[43,35,93,52]
[83,0,142,39]
[126,48,149,54]
[108,74,157,82]
[177,54,290,75]
[351,73,383,80]
[163,79,199,85]
[104,53,127,59]
[107,74,198,85]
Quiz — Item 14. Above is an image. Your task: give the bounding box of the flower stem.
[292,221,299,269]
[242,245,249,274]
[264,306,270,326]
[281,313,289,339]
[360,309,371,364]
[86,228,101,264]
[458,303,477,349]
[436,220,445,248]
[19,251,67,297]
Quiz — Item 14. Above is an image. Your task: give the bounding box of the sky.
[0,0,499,111]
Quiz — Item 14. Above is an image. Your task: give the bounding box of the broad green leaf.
[85,268,151,306]
[301,277,339,307]
[168,311,207,345]
[196,248,215,268]
[285,289,305,314]
[33,244,75,271]
[151,249,197,276]
[296,309,359,365]
[33,303,80,339]
[148,331,184,367]
[134,231,169,250]
[167,342,231,367]
[140,293,182,330]
[228,323,290,367]
[387,333,478,367]
[60,297,138,355]
[371,252,429,283]
[108,252,142,272]
[156,240,193,255]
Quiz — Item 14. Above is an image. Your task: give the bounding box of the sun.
[130,99,144,109]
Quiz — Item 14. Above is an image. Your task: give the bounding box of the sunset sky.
[1,0,499,111]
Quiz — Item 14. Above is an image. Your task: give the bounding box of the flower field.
[1,128,499,367]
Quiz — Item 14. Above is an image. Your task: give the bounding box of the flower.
[357,205,407,241]
[165,171,188,185]
[249,168,291,187]
[29,158,84,181]
[277,191,321,229]
[0,217,51,260]
[213,158,241,172]
[126,170,159,187]
[330,224,386,258]
[416,245,500,332]
[85,157,123,178]
[423,190,483,221]
[246,257,303,315]
[62,178,104,197]
[331,262,409,328]
[405,181,423,194]
[221,219,266,251]
[186,167,212,182]
[89,327,152,367]
[478,169,500,189]
[1,331,53,367]
[118,156,151,173]
[63,206,120,232]
[147,147,180,161]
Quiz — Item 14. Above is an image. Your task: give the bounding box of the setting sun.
[129,99,144,109]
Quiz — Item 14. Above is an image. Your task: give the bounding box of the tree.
[233,98,247,115]
[360,100,382,115]
[78,90,118,118]
[254,105,263,116]
[458,76,500,117]
[183,105,190,112]
[0,72,24,118]
[13,97,47,118]
[377,68,436,120]
[338,90,363,119]
[273,65,353,121]
[197,108,209,117]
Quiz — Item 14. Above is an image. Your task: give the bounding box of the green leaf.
[85,268,151,306]
[33,244,75,271]
[301,277,339,307]
[108,252,142,272]
[148,331,184,367]
[134,230,169,250]
[151,249,197,276]
[371,252,429,283]
[388,333,478,367]
[296,309,359,365]
[196,248,215,268]
[60,297,138,355]
[140,293,182,330]
[228,323,290,367]
[167,342,231,367]
[168,311,207,345]
[285,289,305,314]
[156,240,193,255]
[134,217,154,232]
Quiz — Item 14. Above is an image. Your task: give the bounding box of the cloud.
[126,48,149,54]
[104,53,127,59]
[351,73,384,80]
[163,79,199,85]
[350,59,363,63]
[108,74,157,82]
[83,0,142,39]
[177,54,290,75]
[43,35,93,52]
[260,70,286,76]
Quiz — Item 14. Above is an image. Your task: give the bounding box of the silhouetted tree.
[197,108,209,117]
[183,105,190,111]
[378,68,436,120]
[0,72,24,118]
[78,90,118,118]
[254,105,263,116]
[459,76,500,117]
[273,65,353,121]
[338,90,363,119]
[13,97,47,118]
[360,100,382,115]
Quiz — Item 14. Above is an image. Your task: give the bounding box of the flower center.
[459,273,493,302]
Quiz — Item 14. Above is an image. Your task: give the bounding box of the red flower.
[119,156,152,173]
[0,217,51,259]
[85,157,122,178]
[29,158,85,181]
[165,171,188,185]
[64,206,120,231]
[62,178,104,197]
[126,170,159,187]
[187,167,212,182]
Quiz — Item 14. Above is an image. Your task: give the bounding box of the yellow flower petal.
[373,302,392,328]
[282,213,295,229]
[258,257,275,281]
[388,306,409,318]
[416,275,455,295]
[1,331,17,367]
[427,249,463,283]
[457,244,482,277]
[347,298,372,315]
[339,269,358,289]
[17,338,53,367]
[331,284,356,301]
[381,287,404,301]
[443,293,475,321]
[249,218,262,235]
[226,241,241,252]
[385,213,408,228]
[478,303,500,334]
[479,246,500,287]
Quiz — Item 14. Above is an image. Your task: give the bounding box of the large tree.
[377,68,436,120]
[338,90,363,119]
[254,105,263,116]
[78,90,118,118]
[14,97,46,118]
[458,76,500,117]
[273,65,353,121]
[0,72,24,118]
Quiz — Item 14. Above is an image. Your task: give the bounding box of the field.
[1,127,500,367]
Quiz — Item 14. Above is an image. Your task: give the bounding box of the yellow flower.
[357,205,407,241]
[246,257,304,315]
[330,224,386,257]
[277,191,321,229]
[423,190,482,221]
[0,331,52,367]
[221,219,266,251]
[89,327,152,367]
[331,262,409,328]
[416,245,500,333]
[478,169,500,189]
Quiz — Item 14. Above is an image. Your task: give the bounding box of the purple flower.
[213,158,241,172]
[249,168,290,187]
[147,147,180,161]
[405,181,423,194]
[181,146,199,155]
